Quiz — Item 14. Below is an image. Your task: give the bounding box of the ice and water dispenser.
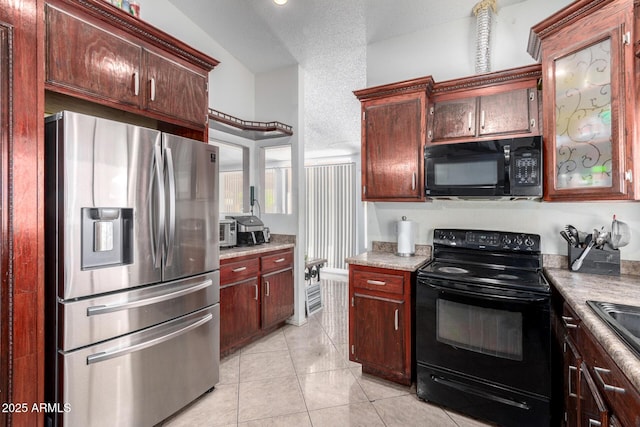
[81,207,133,269]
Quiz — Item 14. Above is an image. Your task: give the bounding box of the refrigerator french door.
[44,111,220,427]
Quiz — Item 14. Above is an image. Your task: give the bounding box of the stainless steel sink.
[587,300,640,358]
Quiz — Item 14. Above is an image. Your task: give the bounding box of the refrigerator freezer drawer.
[54,304,220,427]
[59,271,219,351]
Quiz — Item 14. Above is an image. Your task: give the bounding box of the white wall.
[367,0,573,85]
[135,0,255,118]
[365,0,640,261]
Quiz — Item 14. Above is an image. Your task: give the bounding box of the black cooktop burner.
[436,266,470,275]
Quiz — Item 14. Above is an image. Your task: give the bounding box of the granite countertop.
[219,242,295,260]
[345,242,431,272]
[544,267,640,392]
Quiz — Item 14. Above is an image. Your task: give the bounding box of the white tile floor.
[161,273,493,427]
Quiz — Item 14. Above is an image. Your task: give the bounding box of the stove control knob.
[515,236,523,246]
[502,236,512,245]
[525,237,535,247]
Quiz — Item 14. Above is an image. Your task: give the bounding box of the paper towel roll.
[396,217,415,256]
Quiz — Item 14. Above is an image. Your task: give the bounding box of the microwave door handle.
[503,145,511,193]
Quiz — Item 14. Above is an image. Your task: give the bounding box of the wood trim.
[528,0,617,60]
[431,64,542,96]
[353,75,434,101]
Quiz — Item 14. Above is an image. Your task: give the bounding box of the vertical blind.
[305,163,356,270]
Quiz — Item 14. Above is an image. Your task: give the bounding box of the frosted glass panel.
[554,38,612,189]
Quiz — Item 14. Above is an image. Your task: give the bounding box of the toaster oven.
[219,219,237,248]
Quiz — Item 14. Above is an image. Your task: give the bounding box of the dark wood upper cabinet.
[428,65,542,144]
[529,0,638,201]
[45,0,219,138]
[354,77,433,202]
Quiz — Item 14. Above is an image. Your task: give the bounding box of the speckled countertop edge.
[544,267,640,392]
[219,242,295,260]
[345,242,432,272]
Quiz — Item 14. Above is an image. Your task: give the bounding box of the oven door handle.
[423,281,548,303]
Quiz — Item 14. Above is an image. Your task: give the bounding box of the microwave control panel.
[513,151,540,186]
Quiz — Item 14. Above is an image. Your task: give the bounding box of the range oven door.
[416,276,551,395]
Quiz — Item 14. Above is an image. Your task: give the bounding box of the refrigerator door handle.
[86,313,213,365]
[149,145,165,269]
[164,147,176,267]
[86,279,213,316]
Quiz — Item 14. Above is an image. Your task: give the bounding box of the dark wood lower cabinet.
[220,248,294,356]
[352,294,404,374]
[555,296,640,427]
[262,268,294,330]
[349,264,414,385]
[220,278,260,352]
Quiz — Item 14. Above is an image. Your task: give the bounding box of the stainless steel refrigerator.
[44,111,220,427]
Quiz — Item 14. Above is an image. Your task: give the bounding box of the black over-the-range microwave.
[424,136,543,199]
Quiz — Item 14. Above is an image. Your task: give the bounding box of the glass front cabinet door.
[533,0,637,201]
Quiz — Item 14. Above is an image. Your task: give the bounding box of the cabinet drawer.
[261,250,293,273]
[221,258,259,285]
[353,270,404,295]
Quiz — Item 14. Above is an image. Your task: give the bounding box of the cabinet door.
[431,97,477,141]
[262,268,294,329]
[220,278,260,353]
[45,4,142,107]
[145,50,208,127]
[543,20,633,200]
[563,338,581,427]
[580,363,609,427]
[362,92,425,201]
[352,293,404,374]
[478,88,536,137]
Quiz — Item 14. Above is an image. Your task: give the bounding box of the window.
[264,145,292,214]
[213,142,248,214]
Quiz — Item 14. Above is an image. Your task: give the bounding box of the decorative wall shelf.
[208,109,293,140]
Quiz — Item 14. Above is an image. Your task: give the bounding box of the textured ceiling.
[171,0,526,157]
